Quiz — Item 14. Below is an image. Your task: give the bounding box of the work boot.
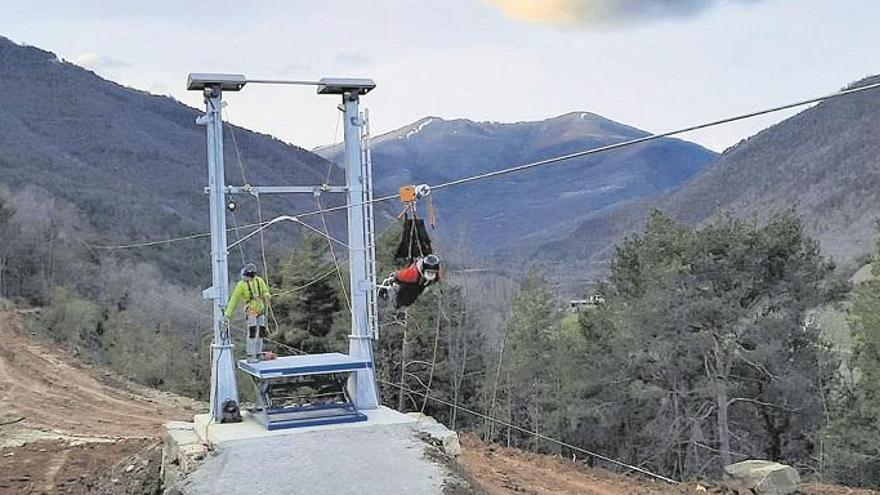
[246,338,260,363]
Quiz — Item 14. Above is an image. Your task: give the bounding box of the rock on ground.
[724,460,800,495]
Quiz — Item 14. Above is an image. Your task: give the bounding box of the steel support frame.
[195,75,380,421]
[224,185,347,195]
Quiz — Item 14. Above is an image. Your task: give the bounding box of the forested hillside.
[539,76,880,287]
[0,36,337,284]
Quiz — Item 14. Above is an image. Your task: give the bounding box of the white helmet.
[417,254,441,281]
[241,263,258,279]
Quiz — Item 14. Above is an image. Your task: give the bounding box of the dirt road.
[0,311,200,493]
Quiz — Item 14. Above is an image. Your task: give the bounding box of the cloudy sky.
[1,0,878,151]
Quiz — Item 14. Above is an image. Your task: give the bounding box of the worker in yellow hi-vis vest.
[225,263,274,363]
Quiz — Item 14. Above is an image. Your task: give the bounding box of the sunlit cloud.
[485,0,761,27]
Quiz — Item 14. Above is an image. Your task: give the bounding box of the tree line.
[6,183,880,486]
[483,211,880,485]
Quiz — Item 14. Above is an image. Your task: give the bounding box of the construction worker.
[225,263,274,363]
[379,254,441,308]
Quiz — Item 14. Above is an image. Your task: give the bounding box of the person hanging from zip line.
[224,262,276,363]
[379,254,442,309]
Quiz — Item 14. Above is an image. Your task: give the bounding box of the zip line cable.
[270,267,338,297]
[89,231,211,249]
[378,379,680,484]
[87,81,880,250]
[223,79,880,224]
[430,80,880,192]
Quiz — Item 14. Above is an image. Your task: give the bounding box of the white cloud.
[333,51,374,68]
[74,52,128,69]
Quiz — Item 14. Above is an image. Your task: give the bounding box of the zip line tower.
[187,73,380,427]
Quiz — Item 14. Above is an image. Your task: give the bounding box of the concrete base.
[193,406,414,446]
[162,407,468,495]
[162,422,209,489]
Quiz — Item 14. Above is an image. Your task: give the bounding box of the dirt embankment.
[457,435,880,495]
[0,310,200,494]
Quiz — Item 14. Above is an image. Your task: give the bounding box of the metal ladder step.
[361,109,380,340]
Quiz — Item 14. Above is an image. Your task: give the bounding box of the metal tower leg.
[199,86,240,421]
[342,92,380,410]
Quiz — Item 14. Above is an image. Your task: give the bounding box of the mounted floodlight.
[187,73,247,91]
[227,199,237,212]
[317,77,376,95]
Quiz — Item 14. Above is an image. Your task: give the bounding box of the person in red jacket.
[380,254,441,308]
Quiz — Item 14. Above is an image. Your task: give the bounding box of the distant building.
[569,295,605,312]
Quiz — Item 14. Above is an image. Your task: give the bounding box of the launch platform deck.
[237,352,374,430]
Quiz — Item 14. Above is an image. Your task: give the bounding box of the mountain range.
[316,113,716,259]
[4,35,878,297]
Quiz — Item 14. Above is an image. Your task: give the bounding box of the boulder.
[407,413,463,457]
[724,460,800,495]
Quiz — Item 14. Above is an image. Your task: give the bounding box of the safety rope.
[315,195,352,313]
[227,215,349,252]
[229,210,247,266]
[419,291,442,415]
[227,115,249,186]
[325,111,342,184]
[225,111,251,267]
[409,208,425,262]
[226,116,280,336]
[254,193,282,335]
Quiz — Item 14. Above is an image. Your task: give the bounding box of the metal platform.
[238,353,372,379]
[237,353,373,430]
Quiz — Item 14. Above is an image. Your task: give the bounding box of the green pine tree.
[271,233,343,354]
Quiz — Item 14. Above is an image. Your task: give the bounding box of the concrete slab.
[171,422,462,495]
[193,406,415,446]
